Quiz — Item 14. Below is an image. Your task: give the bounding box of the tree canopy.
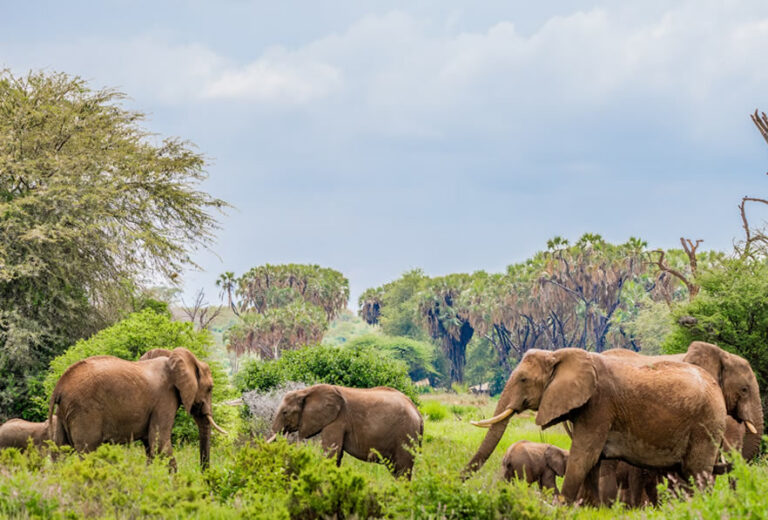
[0,70,226,419]
[225,264,349,360]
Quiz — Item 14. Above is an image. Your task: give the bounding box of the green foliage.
[235,343,418,403]
[358,269,429,340]
[36,309,236,440]
[321,309,379,346]
[225,264,350,360]
[419,400,449,421]
[345,334,443,383]
[0,396,766,518]
[0,70,226,421]
[664,259,768,394]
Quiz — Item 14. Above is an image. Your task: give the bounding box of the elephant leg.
[626,466,645,507]
[147,419,175,470]
[681,430,718,491]
[561,422,608,504]
[540,468,558,494]
[393,447,415,480]
[598,460,619,505]
[68,420,102,453]
[320,420,345,466]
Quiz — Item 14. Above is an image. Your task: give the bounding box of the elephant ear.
[168,348,200,413]
[299,385,345,438]
[683,342,723,382]
[536,349,597,429]
[545,446,568,476]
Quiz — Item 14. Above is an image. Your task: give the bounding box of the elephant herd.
[466,341,763,506]
[0,340,761,509]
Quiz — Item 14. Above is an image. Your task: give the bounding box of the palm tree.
[216,271,237,315]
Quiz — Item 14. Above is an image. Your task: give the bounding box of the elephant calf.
[501,440,568,493]
[269,384,423,478]
[0,417,55,449]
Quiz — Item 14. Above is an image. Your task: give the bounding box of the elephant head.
[683,341,763,460]
[545,445,568,477]
[139,348,173,360]
[167,348,226,467]
[270,384,345,440]
[465,348,595,473]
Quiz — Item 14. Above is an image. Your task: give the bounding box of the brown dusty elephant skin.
[48,347,226,468]
[270,384,423,479]
[464,348,726,504]
[603,341,763,461]
[139,348,174,360]
[501,440,568,493]
[599,415,745,508]
[0,417,56,449]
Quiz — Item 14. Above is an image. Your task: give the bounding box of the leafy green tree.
[224,264,349,361]
[345,334,443,384]
[0,70,226,420]
[359,269,429,340]
[664,259,768,404]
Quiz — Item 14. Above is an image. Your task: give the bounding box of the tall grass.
[0,395,765,518]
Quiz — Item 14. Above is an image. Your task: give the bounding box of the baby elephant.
[502,440,568,493]
[269,384,423,478]
[0,417,56,449]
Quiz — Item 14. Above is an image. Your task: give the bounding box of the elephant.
[268,384,423,479]
[0,417,56,449]
[501,440,568,493]
[48,347,227,468]
[603,341,762,460]
[464,348,727,504]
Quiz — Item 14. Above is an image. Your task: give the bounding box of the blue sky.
[3,1,768,307]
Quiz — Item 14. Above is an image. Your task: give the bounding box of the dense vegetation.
[224,264,349,365]
[0,398,765,519]
[235,343,418,402]
[0,71,225,421]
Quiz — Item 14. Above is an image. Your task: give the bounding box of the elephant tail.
[47,389,66,446]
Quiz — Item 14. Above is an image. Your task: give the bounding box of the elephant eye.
[520,376,528,383]
[742,386,749,394]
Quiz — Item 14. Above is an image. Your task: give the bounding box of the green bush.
[38,309,237,442]
[235,343,418,402]
[663,259,768,421]
[345,334,442,383]
[420,400,449,421]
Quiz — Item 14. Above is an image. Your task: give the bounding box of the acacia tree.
[0,70,226,419]
[224,264,349,362]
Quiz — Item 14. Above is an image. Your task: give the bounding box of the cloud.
[202,48,342,104]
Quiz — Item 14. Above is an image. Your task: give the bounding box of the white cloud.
[202,49,342,104]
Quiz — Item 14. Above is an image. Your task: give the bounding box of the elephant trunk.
[463,391,516,476]
[740,399,764,461]
[195,416,211,469]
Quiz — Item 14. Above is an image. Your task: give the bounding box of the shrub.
[420,400,449,421]
[235,343,418,402]
[38,308,237,442]
[205,439,382,519]
[664,259,768,424]
[345,334,442,383]
[242,382,307,437]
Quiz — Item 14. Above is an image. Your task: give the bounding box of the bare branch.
[751,109,768,146]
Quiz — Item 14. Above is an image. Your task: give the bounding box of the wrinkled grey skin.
[0,417,56,449]
[271,384,423,479]
[502,440,568,493]
[49,347,223,469]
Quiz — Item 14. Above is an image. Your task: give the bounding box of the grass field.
[1,392,765,518]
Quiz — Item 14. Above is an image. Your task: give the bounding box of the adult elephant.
[268,384,423,479]
[463,348,726,504]
[0,417,56,449]
[48,347,227,468]
[603,341,762,461]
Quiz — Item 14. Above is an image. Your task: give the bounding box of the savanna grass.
[0,395,765,519]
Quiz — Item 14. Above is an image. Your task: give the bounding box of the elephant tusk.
[745,420,758,434]
[207,414,228,434]
[265,434,277,443]
[470,408,514,428]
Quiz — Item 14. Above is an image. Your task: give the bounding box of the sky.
[3,0,768,308]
